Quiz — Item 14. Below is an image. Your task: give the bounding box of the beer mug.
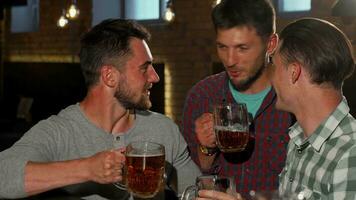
[181,175,235,200]
[115,141,165,199]
[213,103,249,152]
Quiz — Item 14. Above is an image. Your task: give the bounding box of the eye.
[216,43,227,50]
[141,67,148,73]
[238,46,248,51]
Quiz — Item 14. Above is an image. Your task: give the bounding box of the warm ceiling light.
[66,0,80,19]
[164,7,175,22]
[164,1,175,22]
[57,9,68,28]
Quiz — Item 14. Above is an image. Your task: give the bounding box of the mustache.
[225,64,243,71]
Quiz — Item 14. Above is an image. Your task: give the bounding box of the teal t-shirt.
[229,81,271,118]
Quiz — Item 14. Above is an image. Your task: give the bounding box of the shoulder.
[27,104,82,136]
[329,116,356,160]
[135,110,177,128]
[186,72,227,100]
[133,110,183,144]
[190,72,227,92]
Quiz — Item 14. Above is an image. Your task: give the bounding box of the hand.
[197,190,243,200]
[195,113,216,148]
[85,148,126,184]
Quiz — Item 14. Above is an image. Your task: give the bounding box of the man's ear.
[100,65,118,88]
[289,62,301,84]
[267,33,278,55]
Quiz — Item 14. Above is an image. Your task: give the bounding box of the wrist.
[199,144,218,156]
[79,157,92,182]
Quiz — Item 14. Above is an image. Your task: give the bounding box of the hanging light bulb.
[57,9,68,28]
[215,0,222,6]
[164,1,175,22]
[66,0,80,19]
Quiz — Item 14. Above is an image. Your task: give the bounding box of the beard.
[229,63,265,92]
[114,78,152,110]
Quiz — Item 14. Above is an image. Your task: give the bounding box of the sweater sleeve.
[168,123,202,196]
[0,119,63,198]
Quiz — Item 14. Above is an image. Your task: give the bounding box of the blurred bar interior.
[0,0,355,152]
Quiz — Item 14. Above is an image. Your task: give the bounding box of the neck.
[294,88,342,138]
[79,86,134,134]
[238,72,271,94]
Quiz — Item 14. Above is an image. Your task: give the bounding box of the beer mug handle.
[113,163,127,190]
[180,185,198,200]
[113,182,126,190]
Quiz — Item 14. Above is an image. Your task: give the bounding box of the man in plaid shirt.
[181,0,294,197]
[272,18,356,199]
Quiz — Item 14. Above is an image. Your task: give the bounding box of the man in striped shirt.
[270,18,356,199]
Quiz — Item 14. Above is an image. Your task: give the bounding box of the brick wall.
[1,0,356,123]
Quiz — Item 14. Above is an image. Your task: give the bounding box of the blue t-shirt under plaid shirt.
[279,97,356,199]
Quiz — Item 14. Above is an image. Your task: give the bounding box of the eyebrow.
[139,61,153,68]
[216,41,248,48]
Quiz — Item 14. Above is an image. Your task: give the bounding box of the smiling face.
[115,38,160,110]
[216,26,268,91]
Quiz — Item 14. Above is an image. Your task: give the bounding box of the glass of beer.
[181,175,235,200]
[213,103,249,152]
[125,141,165,198]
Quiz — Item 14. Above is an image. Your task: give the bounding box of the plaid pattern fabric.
[279,98,356,199]
[181,71,294,196]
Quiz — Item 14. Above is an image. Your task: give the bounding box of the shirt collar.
[289,97,350,152]
[223,72,276,117]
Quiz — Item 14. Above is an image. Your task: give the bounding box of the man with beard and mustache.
[181,0,294,198]
[0,19,201,200]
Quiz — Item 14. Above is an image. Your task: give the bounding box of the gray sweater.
[0,104,201,199]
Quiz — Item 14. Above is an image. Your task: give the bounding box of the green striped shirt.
[279,98,356,199]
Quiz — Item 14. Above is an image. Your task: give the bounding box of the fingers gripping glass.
[181,175,236,200]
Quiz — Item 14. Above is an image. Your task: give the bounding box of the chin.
[136,98,152,110]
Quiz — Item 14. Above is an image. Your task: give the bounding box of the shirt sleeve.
[0,120,62,198]
[329,144,356,199]
[165,121,202,196]
[181,88,219,174]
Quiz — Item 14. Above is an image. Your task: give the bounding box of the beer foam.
[126,153,164,157]
[214,125,246,131]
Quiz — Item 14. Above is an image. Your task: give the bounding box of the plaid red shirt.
[181,71,294,197]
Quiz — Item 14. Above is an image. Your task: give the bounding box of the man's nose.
[148,66,160,83]
[225,50,238,67]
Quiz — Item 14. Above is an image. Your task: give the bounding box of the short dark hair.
[279,18,355,89]
[212,0,276,40]
[79,19,150,88]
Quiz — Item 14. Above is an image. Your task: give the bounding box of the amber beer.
[215,126,249,152]
[125,142,165,198]
[213,103,249,152]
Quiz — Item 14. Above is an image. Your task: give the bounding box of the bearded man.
[0,19,201,200]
